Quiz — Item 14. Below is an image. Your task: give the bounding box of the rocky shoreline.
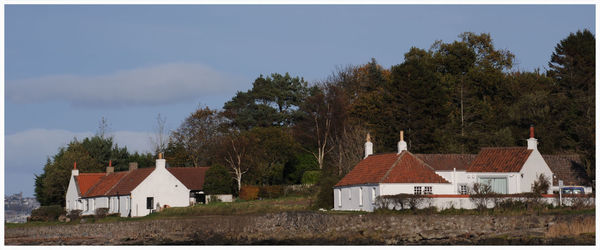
[5,212,595,245]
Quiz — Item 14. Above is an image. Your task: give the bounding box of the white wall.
[520,150,554,193]
[65,175,80,211]
[380,183,455,196]
[130,167,190,217]
[333,185,379,212]
[436,170,468,194]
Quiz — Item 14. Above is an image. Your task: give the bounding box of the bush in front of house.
[301,170,321,185]
[29,205,65,222]
[239,185,259,200]
[95,208,109,219]
[67,209,83,221]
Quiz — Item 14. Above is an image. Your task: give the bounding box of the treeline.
[35,31,594,209]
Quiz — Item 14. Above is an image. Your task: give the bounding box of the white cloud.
[6,63,242,106]
[5,128,157,196]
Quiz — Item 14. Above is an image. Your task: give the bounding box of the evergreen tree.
[203,164,234,195]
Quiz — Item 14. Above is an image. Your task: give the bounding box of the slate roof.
[542,154,592,186]
[335,151,449,187]
[466,147,533,172]
[414,154,477,171]
[75,173,105,196]
[168,167,210,190]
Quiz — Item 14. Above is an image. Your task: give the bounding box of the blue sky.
[4,5,595,197]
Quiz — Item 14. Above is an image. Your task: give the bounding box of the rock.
[58,215,67,222]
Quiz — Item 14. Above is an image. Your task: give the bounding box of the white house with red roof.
[66,155,210,217]
[333,127,557,211]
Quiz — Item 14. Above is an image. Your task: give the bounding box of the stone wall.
[5,212,595,245]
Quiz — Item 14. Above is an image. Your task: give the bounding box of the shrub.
[259,185,284,199]
[239,185,259,200]
[469,183,496,211]
[375,194,427,211]
[301,170,322,185]
[532,173,551,195]
[95,207,109,219]
[315,174,340,209]
[67,209,83,221]
[29,205,65,222]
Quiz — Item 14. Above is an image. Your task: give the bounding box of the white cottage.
[333,127,560,211]
[65,156,209,217]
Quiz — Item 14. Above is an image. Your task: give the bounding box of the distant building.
[333,126,593,211]
[66,155,209,217]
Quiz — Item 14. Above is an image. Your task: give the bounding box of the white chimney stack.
[364,133,373,159]
[527,125,538,150]
[71,162,79,176]
[398,130,407,154]
[156,153,166,170]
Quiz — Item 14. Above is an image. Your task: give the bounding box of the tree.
[220,131,254,193]
[171,106,225,167]
[35,141,103,206]
[223,73,310,130]
[203,164,233,195]
[243,127,298,185]
[548,29,595,179]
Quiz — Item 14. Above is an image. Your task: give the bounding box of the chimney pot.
[398,130,407,154]
[530,124,534,138]
[73,161,77,170]
[364,133,373,158]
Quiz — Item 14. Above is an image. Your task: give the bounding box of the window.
[147,197,154,209]
[414,186,422,195]
[348,188,352,200]
[359,187,363,206]
[86,200,89,211]
[424,186,432,195]
[459,185,468,195]
[337,189,342,207]
[371,187,376,204]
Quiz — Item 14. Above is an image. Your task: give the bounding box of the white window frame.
[459,184,468,195]
[414,186,422,195]
[424,186,432,195]
[371,187,376,204]
[348,188,352,200]
[337,189,342,207]
[359,187,363,206]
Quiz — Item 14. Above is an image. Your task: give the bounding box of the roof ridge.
[103,171,130,196]
[379,152,404,183]
[410,151,440,171]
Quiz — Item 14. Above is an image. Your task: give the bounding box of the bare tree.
[171,106,224,167]
[149,113,168,155]
[330,124,368,176]
[223,133,252,193]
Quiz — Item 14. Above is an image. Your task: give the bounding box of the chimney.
[128,162,138,171]
[106,160,114,175]
[364,133,373,159]
[156,153,166,170]
[71,162,79,176]
[527,125,538,150]
[397,130,408,153]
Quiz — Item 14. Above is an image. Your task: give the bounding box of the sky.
[4,4,595,197]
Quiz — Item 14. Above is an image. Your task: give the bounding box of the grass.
[148,196,314,218]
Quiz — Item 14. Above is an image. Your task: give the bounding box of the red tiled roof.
[542,154,591,186]
[414,154,476,171]
[75,173,105,196]
[106,168,155,196]
[168,167,209,190]
[381,152,449,184]
[335,153,400,187]
[466,147,532,172]
[335,152,448,187]
[82,171,129,198]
